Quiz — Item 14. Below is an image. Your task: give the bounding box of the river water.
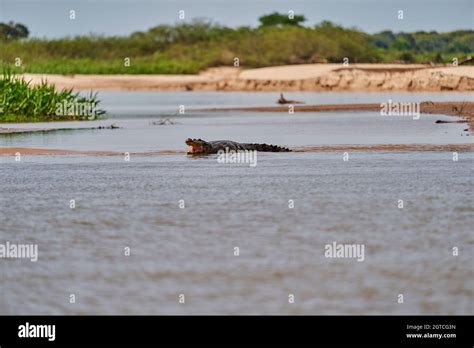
[0,92,472,314]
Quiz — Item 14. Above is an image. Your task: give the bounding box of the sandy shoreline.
[201,101,474,129]
[0,148,183,156]
[201,101,474,114]
[21,64,474,92]
[1,144,473,156]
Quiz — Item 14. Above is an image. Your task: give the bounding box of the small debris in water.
[150,118,176,125]
[97,124,120,129]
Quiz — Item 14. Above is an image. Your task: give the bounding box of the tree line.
[0,13,472,74]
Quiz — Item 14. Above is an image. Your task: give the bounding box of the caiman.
[186,138,291,155]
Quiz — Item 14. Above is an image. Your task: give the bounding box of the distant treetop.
[258,12,306,27]
[0,22,29,40]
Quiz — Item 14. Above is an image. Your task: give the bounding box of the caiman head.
[186,138,212,155]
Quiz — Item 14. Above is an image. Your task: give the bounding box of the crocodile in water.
[185,138,291,155]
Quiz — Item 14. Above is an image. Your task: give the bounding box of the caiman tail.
[247,143,291,152]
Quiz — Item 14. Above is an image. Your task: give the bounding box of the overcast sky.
[0,0,472,38]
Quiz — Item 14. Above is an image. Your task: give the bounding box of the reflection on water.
[0,152,473,314]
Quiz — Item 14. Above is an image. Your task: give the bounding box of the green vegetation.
[0,21,29,40]
[0,69,104,122]
[0,14,473,75]
[258,12,307,27]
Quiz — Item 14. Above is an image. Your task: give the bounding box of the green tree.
[372,30,396,49]
[392,33,416,51]
[0,22,29,40]
[399,52,415,62]
[433,52,443,63]
[258,12,306,27]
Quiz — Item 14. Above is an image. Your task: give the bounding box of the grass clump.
[0,69,105,122]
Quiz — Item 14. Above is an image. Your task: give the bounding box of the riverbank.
[21,64,474,92]
[201,101,474,129]
[0,147,182,156]
[1,143,473,156]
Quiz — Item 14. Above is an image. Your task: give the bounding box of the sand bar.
[1,144,473,157]
[20,64,474,92]
[0,148,183,156]
[201,101,474,129]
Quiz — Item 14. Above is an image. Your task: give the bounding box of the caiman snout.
[186,138,206,154]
